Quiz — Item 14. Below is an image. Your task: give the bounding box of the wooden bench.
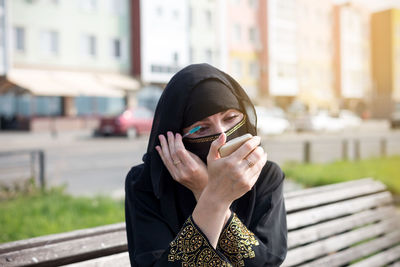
[1,178,399,266]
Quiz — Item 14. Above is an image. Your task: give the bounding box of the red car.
[95,107,153,137]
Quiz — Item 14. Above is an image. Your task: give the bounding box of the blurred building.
[188,0,224,69]
[132,0,189,84]
[265,0,298,108]
[371,8,400,118]
[225,0,260,100]
[0,0,8,76]
[333,2,372,115]
[0,0,139,131]
[297,0,336,112]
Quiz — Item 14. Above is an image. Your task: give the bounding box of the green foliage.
[282,156,400,195]
[0,187,124,244]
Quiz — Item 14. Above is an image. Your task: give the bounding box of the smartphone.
[219,134,253,157]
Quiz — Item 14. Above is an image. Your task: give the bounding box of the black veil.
[143,63,257,199]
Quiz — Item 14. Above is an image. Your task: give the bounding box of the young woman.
[125,64,287,266]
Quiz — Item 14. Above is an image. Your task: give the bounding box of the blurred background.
[0,0,400,243]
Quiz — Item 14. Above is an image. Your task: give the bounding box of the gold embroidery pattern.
[217,213,259,267]
[185,116,247,144]
[168,217,232,266]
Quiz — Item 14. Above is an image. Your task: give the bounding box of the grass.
[0,186,124,244]
[282,156,400,195]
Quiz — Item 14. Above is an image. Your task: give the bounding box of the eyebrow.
[195,110,239,124]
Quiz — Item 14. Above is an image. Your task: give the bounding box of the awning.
[2,68,140,97]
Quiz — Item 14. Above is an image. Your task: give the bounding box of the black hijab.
[144,63,257,199]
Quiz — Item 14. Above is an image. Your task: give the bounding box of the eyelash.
[195,114,239,133]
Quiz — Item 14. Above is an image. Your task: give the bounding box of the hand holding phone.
[219,133,253,157]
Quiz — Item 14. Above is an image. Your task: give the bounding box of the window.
[108,0,125,15]
[249,27,258,44]
[205,49,212,62]
[173,52,179,64]
[232,59,242,78]
[205,10,212,28]
[112,38,121,59]
[40,30,59,55]
[249,62,259,78]
[248,0,258,8]
[233,24,241,42]
[79,0,97,12]
[14,27,25,52]
[81,34,97,57]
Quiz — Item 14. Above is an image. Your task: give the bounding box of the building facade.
[266,0,298,107]
[334,3,372,114]
[371,8,400,118]
[188,0,223,69]
[133,0,189,84]
[0,0,136,130]
[296,0,336,112]
[226,0,260,100]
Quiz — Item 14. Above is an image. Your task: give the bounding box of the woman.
[125,64,287,266]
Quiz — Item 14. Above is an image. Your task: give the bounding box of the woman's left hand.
[156,131,208,200]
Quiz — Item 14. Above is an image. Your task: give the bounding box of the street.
[0,120,399,198]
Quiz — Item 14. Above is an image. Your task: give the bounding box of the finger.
[231,136,261,160]
[156,145,175,175]
[158,134,174,166]
[207,133,226,161]
[167,131,180,165]
[175,133,196,166]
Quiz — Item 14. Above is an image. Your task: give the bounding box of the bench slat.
[285,179,386,212]
[288,206,396,248]
[388,261,400,267]
[0,231,127,267]
[0,223,125,255]
[284,178,376,199]
[283,217,400,267]
[287,191,393,230]
[62,252,130,267]
[301,230,400,267]
[349,245,400,267]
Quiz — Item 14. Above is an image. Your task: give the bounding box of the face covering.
[183,115,248,163]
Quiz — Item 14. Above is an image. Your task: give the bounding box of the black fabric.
[124,64,287,266]
[182,115,248,163]
[144,63,257,199]
[125,161,287,266]
[183,79,242,128]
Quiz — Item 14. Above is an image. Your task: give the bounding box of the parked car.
[255,106,290,135]
[391,102,400,128]
[293,110,344,132]
[95,107,153,138]
[338,110,362,129]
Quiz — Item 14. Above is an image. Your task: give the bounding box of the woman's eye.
[197,126,209,133]
[224,114,239,121]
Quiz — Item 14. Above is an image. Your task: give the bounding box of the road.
[0,120,399,197]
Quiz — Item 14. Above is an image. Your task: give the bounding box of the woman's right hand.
[156,132,208,200]
[204,133,267,206]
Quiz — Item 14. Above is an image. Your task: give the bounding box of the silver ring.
[173,160,181,165]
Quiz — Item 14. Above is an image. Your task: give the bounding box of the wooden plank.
[302,230,400,267]
[62,252,130,267]
[285,179,386,212]
[288,206,396,248]
[0,223,125,254]
[350,245,400,267]
[283,217,400,267]
[0,231,127,267]
[284,178,376,199]
[287,191,393,230]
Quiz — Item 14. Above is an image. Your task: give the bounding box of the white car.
[255,106,290,135]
